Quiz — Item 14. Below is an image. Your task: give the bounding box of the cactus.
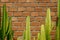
[17,37,20,40]
[37,32,40,40]
[25,16,31,40]
[55,0,60,40]
[41,25,46,40]
[45,8,52,40]
[0,4,13,40]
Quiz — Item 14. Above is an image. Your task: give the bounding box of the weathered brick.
[31,12,39,16]
[1,0,9,2]
[23,12,30,16]
[18,7,26,11]
[36,0,42,2]
[26,7,34,11]
[9,0,17,2]
[43,0,50,2]
[35,7,43,12]
[17,0,26,2]
[13,12,22,16]
[9,7,17,12]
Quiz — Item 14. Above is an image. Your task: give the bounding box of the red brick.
[36,0,42,2]
[31,27,40,31]
[17,27,25,31]
[51,7,57,12]
[43,0,50,2]
[31,22,40,26]
[48,3,57,7]
[12,17,17,22]
[10,0,17,2]
[51,0,57,2]
[1,0,9,2]
[26,7,34,11]
[26,0,35,2]
[31,12,39,16]
[12,27,17,31]
[35,17,45,22]
[8,12,13,16]
[17,0,26,2]
[35,7,43,12]
[23,12,30,16]
[18,7,26,11]
[17,17,26,22]
[12,22,22,26]
[9,7,17,12]
[14,31,23,36]
[13,12,22,16]
[39,3,47,7]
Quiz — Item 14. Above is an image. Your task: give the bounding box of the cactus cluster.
[17,7,59,40]
[0,4,13,40]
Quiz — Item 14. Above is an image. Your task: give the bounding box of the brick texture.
[0,0,57,40]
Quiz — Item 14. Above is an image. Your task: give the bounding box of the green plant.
[0,4,13,40]
[55,0,60,40]
[45,8,52,40]
[25,16,31,40]
[41,25,46,40]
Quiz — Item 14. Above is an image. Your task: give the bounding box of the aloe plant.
[45,8,52,40]
[37,32,40,40]
[41,25,46,40]
[17,37,20,40]
[0,4,13,40]
[55,0,60,40]
[25,16,31,40]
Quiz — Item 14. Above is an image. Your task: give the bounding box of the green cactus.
[25,16,31,40]
[56,0,60,40]
[37,32,40,40]
[0,4,13,40]
[41,25,46,40]
[45,8,52,40]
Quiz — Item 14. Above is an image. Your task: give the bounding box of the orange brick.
[31,32,38,36]
[26,7,34,11]
[23,12,30,16]
[39,3,47,7]
[18,7,26,11]
[43,0,50,2]
[35,17,44,22]
[17,27,25,31]
[39,12,46,16]
[17,17,26,22]
[13,12,22,16]
[10,0,17,2]
[14,31,23,36]
[1,0,9,2]
[31,12,39,16]
[12,17,17,22]
[31,22,40,26]
[12,22,22,26]
[6,3,13,7]
[48,3,56,7]
[31,27,40,31]
[51,0,57,2]
[12,27,17,31]
[8,12,13,16]
[36,0,42,2]
[30,17,36,22]
[26,0,35,2]
[51,7,57,12]
[17,0,26,2]
[9,7,17,12]
[35,7,43,12]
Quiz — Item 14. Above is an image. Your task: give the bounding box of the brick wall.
[0,0,57,40]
